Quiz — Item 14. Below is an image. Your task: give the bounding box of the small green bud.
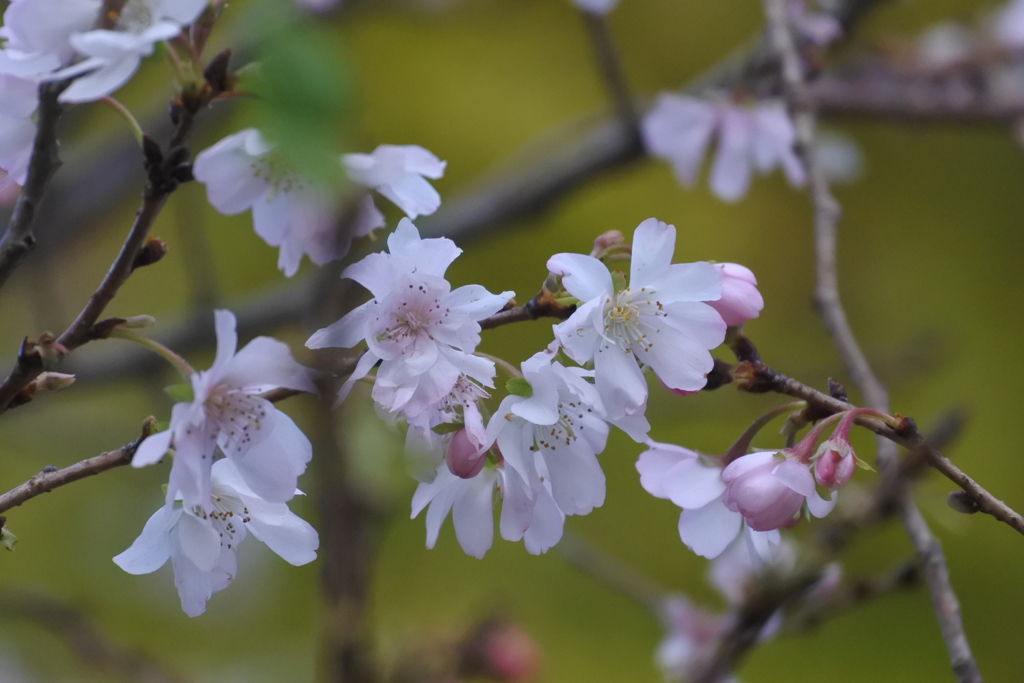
[1,525,18,552]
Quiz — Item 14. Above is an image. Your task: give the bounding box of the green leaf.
[1,526,17,552]
[506,377,533,398]
[164,383,194,403]
[430,422,464,435]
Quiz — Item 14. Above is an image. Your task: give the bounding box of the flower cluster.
[119,310,320,616]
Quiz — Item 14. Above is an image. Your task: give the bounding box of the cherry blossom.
[306,219,512,414]
[132,309,316,512]
[411,458,550,558]
[114,459,319,617]
[656,595,736,683]
[45,0,209,103]
[707,263,764,328]
[0,73,38,188]
[636,438,780,560]
[548,218,726,419]
[721,451,836,531]
[997,0,1024,49]
[193,128,383,277]
[0,0,99,77]
[343,144,446,220]
[642,95,805,202]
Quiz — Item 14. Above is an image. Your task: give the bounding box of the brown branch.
[762,1,981,680]
[0,82,67,290]
[579,11,641,143]
[0,425,149,515]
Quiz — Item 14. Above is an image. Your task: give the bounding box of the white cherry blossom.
[114,459,318,617]
[548,218,726,419]
[306,219,512,415]
[193,128,383,277]
[45,0,208,103]
[0,0,100,77]
[572,0,619,15]
[411,458,548,558]
[642,95,805,202]
[343,144,446,219]
[132,309,316,512]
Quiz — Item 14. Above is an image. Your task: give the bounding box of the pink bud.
[708,263,764,327]
[721,453,806,531]
[460,620,541,683]
[446,428,485,479]
[813,441,856,489]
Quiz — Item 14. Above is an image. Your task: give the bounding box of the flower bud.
[813,442,856,489]
[119,314,157,329]
[708,263,764,327]
[460,620,541,683]
[446,428,485,479]
[34,372,76,393]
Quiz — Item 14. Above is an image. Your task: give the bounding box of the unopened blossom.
[707,263,763,327]
[721,451,835,531]
[194,129,383,277]
[114,459,318,617]
[133,309,316,511]
[306,219,512,415]
[411,457,552,558]
[343,144,446,220]
[45,0,209,103]
[548,218,726,419]
[447,427,486,479]
[642,95,805,202]
[0,0,99,77]
[403,373,493,480]
[812,409,870,489]
[636,439,779,560]
[571,0,619,15]
[0,74,38,188]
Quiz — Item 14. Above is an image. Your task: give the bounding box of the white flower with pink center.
[194,128,384,277]
[133,309,317,512]
[548,218,725,419]
[114,459,318,617]
[306,219,512,415]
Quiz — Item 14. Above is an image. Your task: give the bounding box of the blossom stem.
[100,97,144,145]
[721,400,806,465]
[108,328,195,380]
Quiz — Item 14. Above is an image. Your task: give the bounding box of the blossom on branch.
[306,219,512,414]
[133,309,316,512]
[45,0,209,103]
[548,218,726,419]
[193,128,383,277]
[707,263,763,328]
[721,451,836,531]
[114,459,319,617]
[343,144,446,220]
[642,95,805,202]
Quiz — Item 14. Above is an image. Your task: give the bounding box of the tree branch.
[0,82,67,290]
[761,1,981,680]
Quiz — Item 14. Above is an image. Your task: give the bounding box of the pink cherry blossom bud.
[589,230,629,258]
[813,443,856,489]
[708,263,764,327]
[446,428,486,479]
[460,620,541,683]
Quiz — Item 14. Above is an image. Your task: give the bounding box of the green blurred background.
[2,0,1024,681]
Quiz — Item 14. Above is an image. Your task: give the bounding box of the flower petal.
[678,497,741,559]
[112,504,179,575]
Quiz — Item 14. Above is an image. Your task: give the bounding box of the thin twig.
[579,11,641,141]
[762,1,981,680]
[0,82,67,290]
